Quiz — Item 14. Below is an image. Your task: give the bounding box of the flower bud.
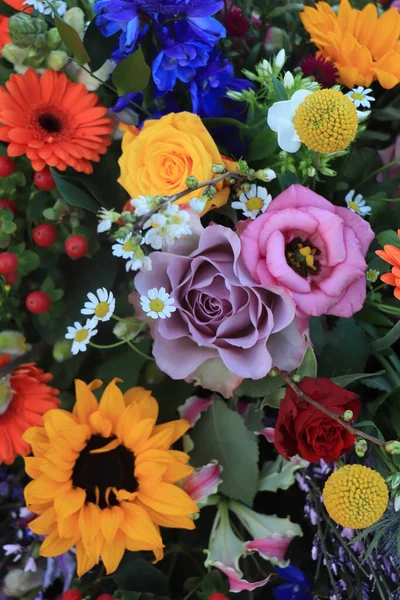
[212,164,227,175]
[292,374,301,383]
[186,175,198,189]
[258,59,272,78]
[275,49,286,69]
[307,166,317,177]
[112,317,139,341]
[237,158,249,176]
[47,50,69,71]
[0,378,12,416]
[283,71,294,89]
[319,167,337,177]
[355,439,368,457]
[204,185,217,199]
[63,8,85,38]
[1,43,29,67]
[255,168,276,182]
[226,90,244,101]
[342,410,353,422]
[189,197,207,214]
[45,27,61,50]
[366,269,379,282]
[52,340,72,363]
[385,440,400,455]
[8,13,47,49]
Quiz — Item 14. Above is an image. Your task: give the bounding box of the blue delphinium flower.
[273,565,313,600]
[152,39,210,92]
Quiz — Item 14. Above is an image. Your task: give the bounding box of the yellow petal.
[139,502,195,530]
[99,378,125,430]
[120,502,163,547]
[89,410,113,437]
[76,540,99,578]
[135,462,166,486]
[101,529,126,574]
[78,502,101,543]
[125,538,159,552]
[124,387,159,421]
[40,529,79,557]
[24,457,43,479]
[43,409,77,439]
[138,483,199,516]
[45,450,76,471]
[152,547,164,563]
[163,462,193,483]
[116,403,141,442]
[152,420,190,446]
[123,418,155,451]
[100,506,124,542]
[54,486,86,519]
[57,511,80,539]
[136,427,174,454]
[29,507,57,535]
[73,379,99,425]
[40,460,72,483]
[24,476,70,503]
[22,427,50,456]
[88,379,103,391]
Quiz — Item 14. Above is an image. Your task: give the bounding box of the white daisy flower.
[143,205,192,250]
[345,190,371,217]
[189,197,207,214]
[346,86,375,109]
[97,207,120,233]
[81,288,115,322]
[24,0,67,15]
[130,195,159,217]
[267,89,313,153]
[112,232,136,259]
[65,318,98,355]
[232,185,272,220]
[140,287,176,320]
[126,254,152,272]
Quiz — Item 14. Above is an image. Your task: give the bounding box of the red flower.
[275,377,360,463]
[224,6,250,37]
[300,54,339,88]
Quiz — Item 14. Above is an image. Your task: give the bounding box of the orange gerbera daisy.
[0,356,60,464]
[23,379,198,577]
[376,229,400,300]
[0,16,10,54]
[300,0,400,89]
[0,69,113,174]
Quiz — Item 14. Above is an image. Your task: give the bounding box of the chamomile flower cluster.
[65,288,115,354]
[143,204,192,250]
[112,233,152,272]
[232,185,272,219]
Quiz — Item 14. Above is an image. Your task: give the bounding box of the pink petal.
[178,395,213,426]
[182,461,222,504]
[256,428,275,443]
[245,535,295,565]
[217,565,271,593]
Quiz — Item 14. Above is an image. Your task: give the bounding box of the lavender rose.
[133,225,306,395]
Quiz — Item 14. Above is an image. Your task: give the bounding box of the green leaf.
[54,15,90,65]
[18,250,40,275]
[370,321,400,352]
[190,399,259,506]
[377,229,400,249]
[235,373,284,398]
[112,47,151,95]
[331,370,386,388]
[83,20,119,72]
[1,221,16,234]
[27,191,53,221]
[247,126,278,162]
[267,3,304,17]
[50,168,100,213]
[271,75,287,101]
[95,345,150,392]
[202,117,249,131]
[113,553,168,596]
[258,455,307,493]
[296,344,317,379]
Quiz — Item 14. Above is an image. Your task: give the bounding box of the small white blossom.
[130,195,159,217]
[81,288,115,322]
[189,197,207,214]
[346,86,375,109]
[140,287,176,320]
[257,59,272,78]
[232,184,272,220]
[255,168,276,183]
[126,254,152,272]
[97,207,120,233]
[275,49,286,69]
[24,558,37,573]
[345,190,371,217]
[112,232,136,259]
[24,0,67,15]
[143,205,192,250]
[3,545,23,562]
[357,109,371,122]
[65,318,98,355]
[267,89,313,153]
[283,71,294,89]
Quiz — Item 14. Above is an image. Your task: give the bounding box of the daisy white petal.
[80,289,115,322]
[140,288,176,320]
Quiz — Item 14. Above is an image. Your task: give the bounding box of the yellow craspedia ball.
[323,464,388,529]
[293,89,358,154]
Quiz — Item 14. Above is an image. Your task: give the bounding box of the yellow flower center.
[149,299,165,313]
[348,200,360,212]
[75,329,89,343]
[351,92,365,101]
[298,245,315,268]
[323,464,388,529]
[95,302,110,318]
[293,89,358,154]
[246,196,264,211]
[123,239,135,252]
[285,237,321,277]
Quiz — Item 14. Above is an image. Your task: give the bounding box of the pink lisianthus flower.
[240,184,374,318]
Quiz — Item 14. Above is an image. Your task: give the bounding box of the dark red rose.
[225,6,250,37]
[275,377,360,463]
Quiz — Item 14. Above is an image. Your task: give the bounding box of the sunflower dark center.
[285,237,321,277]
[71,435,138,509]
[38,112,63,134]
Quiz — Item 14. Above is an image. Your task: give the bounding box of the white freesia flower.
[65,318,98,355]
[81,288,115,322]
[140,287,176,320]
[232,185,272,220]
[267,89,312,153]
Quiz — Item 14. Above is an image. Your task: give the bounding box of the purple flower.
[133,225,306,395]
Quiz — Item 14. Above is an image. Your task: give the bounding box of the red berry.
[209,595,229,600]
[32,224,58,248]
[0,199,18,217]
[65,235,89,259]
[0,157,15,177]
[62,592,83,600]
[0,252,18,275]
[5,271,18,285]
[97,595,115,600]
[25,291,51,314]
[33,168,56,191]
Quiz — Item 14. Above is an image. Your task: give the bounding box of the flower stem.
[273,369,387,448]
[127,340,155,361]
[356,156,400,189]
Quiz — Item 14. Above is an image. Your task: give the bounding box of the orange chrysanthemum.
[0,357,60,465]
[300,0,400,89]
[376,229,400,300]
[0,69,114,174]
[23,379,199,577]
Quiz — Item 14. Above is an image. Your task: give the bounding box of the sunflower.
[0,356,60,465]
[0,69,113,174]
[300,0,400,89]
[23,379,199,577]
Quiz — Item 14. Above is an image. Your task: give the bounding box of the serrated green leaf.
[112,47,150,95]
[50,168,100,213]
[190,399,259,506]
[296,344,317,379]
[54,15,90,65]
[83,20,119,72]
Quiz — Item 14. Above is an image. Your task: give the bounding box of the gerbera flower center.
[75,329,89,343]
[72,434,138,509]
[38,112,64,134]
[246,196,264,211]
[285,237,321,277]
[149,298,165,313]
[94,302,110,318]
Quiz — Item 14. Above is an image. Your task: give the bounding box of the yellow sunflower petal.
[138,483,199,516]
[73,379,99,425]
[116,403,141,442]
[24,457,43,479]
[29,507,57,535]
[39,460,72,483]
[139,503,196,530]
[57,511,79,539]
[24,476,70,503]
[22,427,50,456]
[101,529,126,574]
[54,486,86,519]
[40,529,79,557]
[100,506,124,542]
[135,462,166,486]
[89,410,113,437]
[152,547,164,563]
[76,540,99,578]
[152,419,190,446]
[122,417,155,451]
[88,379,103,391]
[124,387,159,421]
[78,502,101,542]
[163,462,193,483]
[99,378,125,430]
[45,450,76,471]
[136,427,174,454]
[120,502,163,547]
[43,409,77,438]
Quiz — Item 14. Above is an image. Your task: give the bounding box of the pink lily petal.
[182,461,222,505]
[245,535,294,566]
[178,395,213,426]
[217,564,271,593]
[256,427,275,443]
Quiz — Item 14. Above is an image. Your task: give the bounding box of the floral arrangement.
[0,0,400,599]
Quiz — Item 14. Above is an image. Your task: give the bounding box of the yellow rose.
[118,112,231,213]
